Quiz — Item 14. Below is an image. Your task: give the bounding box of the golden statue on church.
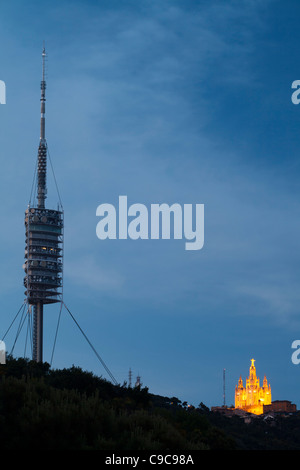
[235,359,271,415]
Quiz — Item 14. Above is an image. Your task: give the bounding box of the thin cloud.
[65,255,125,293]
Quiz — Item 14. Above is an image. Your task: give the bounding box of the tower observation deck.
[23,46,63,362]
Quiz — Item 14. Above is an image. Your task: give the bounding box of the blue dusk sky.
[0,0,300,409]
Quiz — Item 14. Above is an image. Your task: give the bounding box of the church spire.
[249,358,257,382]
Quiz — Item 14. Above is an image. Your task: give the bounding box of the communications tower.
[23,46,63,362]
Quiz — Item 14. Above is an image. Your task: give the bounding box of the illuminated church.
[235,359,271,415]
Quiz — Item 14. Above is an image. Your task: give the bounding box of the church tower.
[235,359,271,415]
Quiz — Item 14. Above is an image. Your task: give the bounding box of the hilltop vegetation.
[0,356,299,450]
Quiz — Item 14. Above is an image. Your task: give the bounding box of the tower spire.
[40,44,46,142]
[37,44,47,209]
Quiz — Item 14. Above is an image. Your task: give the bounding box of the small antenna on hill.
[223,368,226,407]
[129,367,132,387]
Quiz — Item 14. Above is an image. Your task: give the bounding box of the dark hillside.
[0,356,299,450]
